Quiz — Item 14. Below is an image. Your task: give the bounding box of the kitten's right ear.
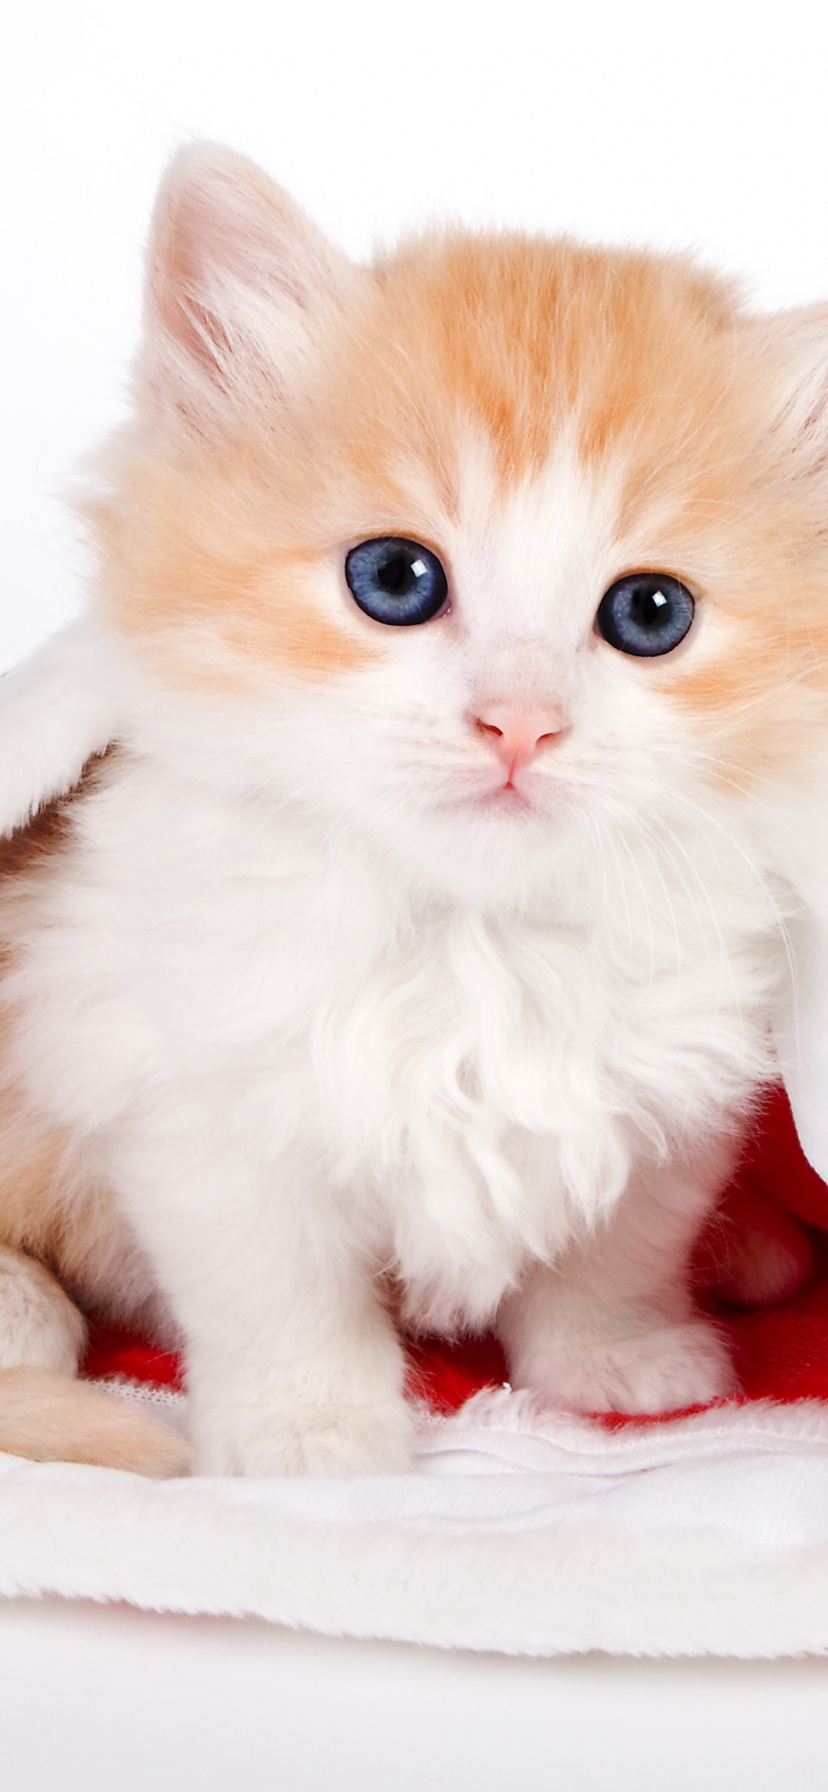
[140,143,359,436]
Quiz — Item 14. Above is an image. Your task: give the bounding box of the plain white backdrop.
[4,0,828,672]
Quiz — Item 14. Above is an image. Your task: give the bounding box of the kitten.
[0,143,826,1477]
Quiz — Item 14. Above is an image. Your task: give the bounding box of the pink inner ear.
[149,185,234,378]
[141,147,354,421]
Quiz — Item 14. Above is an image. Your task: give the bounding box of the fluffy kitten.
[0,144,826,1477]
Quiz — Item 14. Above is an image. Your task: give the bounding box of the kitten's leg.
[109,1115,411,1477]
[498,1139,739,1415]
[0,1243,86,1372]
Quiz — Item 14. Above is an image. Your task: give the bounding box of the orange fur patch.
[88,224,828,777]
[0,1366,190,1474]
[358,236,740,485]
[89,451,379,688]
[347,235,828,780]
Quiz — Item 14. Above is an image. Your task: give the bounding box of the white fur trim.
[3,1388,828,1658]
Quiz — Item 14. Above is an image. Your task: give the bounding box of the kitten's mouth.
[487,778,534,808]
[461,775,540,816]
[451,764,584,822]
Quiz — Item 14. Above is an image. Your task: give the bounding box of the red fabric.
[81,1087,828,1420]
[729,1084,828,1229]
[82,1330,184,1389]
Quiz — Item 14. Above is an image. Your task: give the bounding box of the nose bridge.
[472,633,570,718]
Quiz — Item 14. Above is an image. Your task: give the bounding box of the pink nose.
[475,705,566,776]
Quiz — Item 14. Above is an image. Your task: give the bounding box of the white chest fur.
[10,754,784,1331]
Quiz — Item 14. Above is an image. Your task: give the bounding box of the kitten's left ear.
[749,302,828,482]
[140,142,362,435]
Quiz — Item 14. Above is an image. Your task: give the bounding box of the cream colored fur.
[1,144,827,1477]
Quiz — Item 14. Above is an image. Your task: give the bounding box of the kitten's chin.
[379,792,584,908]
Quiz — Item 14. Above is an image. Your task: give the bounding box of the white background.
[4,5,828,1783]
[4,0,828,671]
[4,1598,828,1792]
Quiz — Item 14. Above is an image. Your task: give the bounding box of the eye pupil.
[596,573,694,657]
[633,589,666,627]
[345,537,449,627]
[378,553,415,596]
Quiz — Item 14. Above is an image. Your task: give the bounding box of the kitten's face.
[94,149,828,903]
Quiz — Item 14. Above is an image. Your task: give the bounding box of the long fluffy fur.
[1,144,827,1476]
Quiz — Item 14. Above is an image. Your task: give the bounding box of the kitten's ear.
[140,143,358,434]
[750,303,828,482]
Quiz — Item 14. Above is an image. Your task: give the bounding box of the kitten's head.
[89,144,828,903]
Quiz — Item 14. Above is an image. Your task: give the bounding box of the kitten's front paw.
[512,1318,736,1416]
[192,1396,414,1478]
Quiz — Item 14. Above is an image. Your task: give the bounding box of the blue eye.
[345,537,449,626]
[596,573,695,657]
